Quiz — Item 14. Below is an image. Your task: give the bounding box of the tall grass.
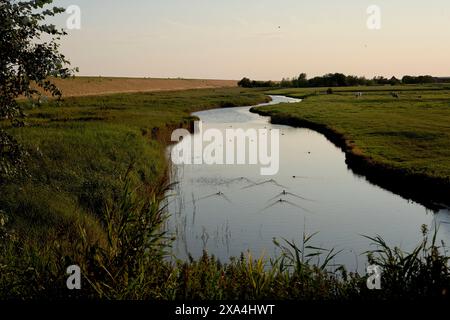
[1,180,449,300]
[364,225,450,299]
[0,88,269,251]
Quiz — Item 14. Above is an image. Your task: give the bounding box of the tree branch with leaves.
[0,0,76,179]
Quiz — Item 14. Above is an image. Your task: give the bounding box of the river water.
[167,95,450,271]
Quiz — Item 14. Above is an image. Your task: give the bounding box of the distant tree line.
[238,73,450,88]
[237,77,277,88]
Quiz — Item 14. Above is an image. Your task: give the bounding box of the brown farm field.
[46,77,237,97]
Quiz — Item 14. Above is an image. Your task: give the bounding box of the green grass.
[1,182,449,299]
[0,88,269,245]
[1,85,450,300]
[266,83,450,96]
[255,85,450,206]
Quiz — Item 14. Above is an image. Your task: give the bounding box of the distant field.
[47,77,237,97]
[266,83,450,97]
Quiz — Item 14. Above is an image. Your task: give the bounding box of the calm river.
[167,95,450,271]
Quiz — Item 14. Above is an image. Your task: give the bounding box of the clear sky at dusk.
[54,0,450,80]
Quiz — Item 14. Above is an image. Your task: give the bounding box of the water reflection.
[167,96,450,271]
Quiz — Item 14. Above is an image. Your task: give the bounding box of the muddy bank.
[250,107,450,211]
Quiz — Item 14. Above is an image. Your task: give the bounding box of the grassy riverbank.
[0,88,268,247]
[253,84,450,209]
[1,85,449,300]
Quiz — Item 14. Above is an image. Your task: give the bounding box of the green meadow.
[1,84,450,299]
[256,85,450,207]
[1,88,268,244]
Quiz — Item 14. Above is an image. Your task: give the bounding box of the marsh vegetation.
[1,86,450,299]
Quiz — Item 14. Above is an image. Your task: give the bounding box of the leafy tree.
[296,73,308,87]
[402,75,414,84]
[241,73,442,89]
[238,77,277,88]
[373,76,389,85]
[280,77,293,88]
[417,75,435,84]
[402,75,436,84]
[0,0,75,179]
[237,77,252,88]
[346,75,360,86]
[331,73,347,86]
[389,76,401,86]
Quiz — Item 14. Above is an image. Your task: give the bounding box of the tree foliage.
[238,77,276,88]
[239,73,443,89]
[0,0,75,179]
[402,75,436,84]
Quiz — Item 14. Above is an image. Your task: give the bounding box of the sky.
[51,0,450,80]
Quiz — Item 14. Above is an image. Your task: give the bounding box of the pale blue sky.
[53,0,450,79]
